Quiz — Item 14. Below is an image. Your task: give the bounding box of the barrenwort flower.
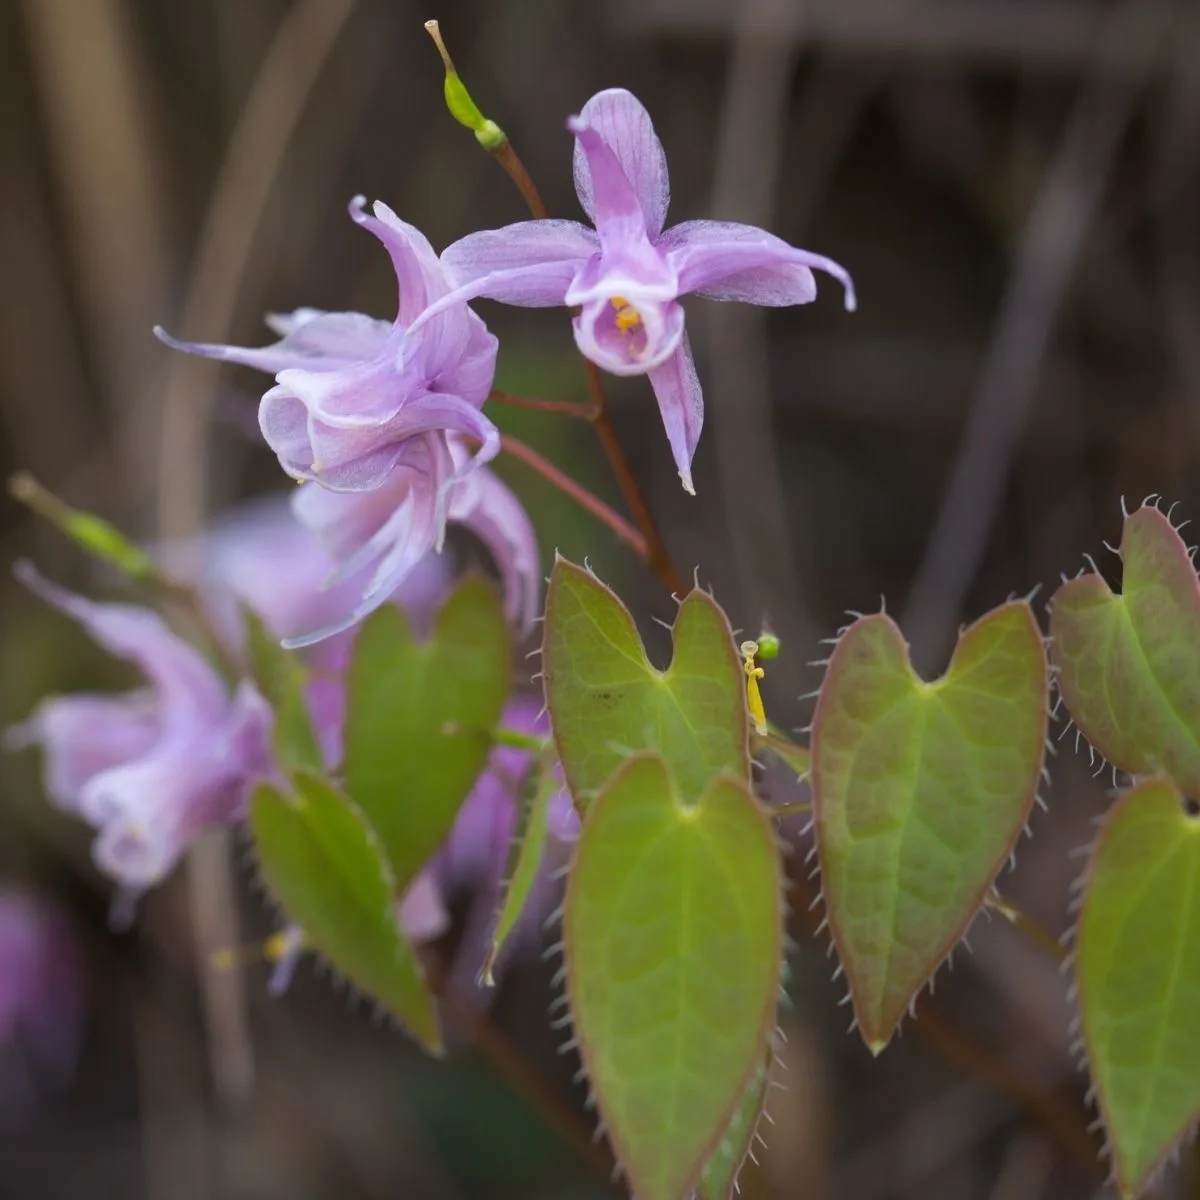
[288,432,539,648]
[5,564,272,903]
[155,197,501,495]
[434,88,856,493]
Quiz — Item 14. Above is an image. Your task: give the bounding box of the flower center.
[610,296,644,336]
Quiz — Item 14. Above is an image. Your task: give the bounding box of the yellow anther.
[740,640,769,736]
[610,295,643,334]
[210,930,299,972]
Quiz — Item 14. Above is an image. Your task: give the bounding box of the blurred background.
[1,0,1198,1196]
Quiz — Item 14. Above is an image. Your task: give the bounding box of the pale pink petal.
[646,333,704,495]
[348,197,448,324]
[153,310,390,375]
[572,88,670,238]
[4,693,158,814]
[14,562,228,725]
[659,220,856,309]
[568,119,650,248]
[438,221,598,308]
[448,466,541,631]
[397,871,451,943]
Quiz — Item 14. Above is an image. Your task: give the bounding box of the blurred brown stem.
[485,139,687,598]
[985,889,1069,966]
[489,389,597,419]
[501,433,647,557]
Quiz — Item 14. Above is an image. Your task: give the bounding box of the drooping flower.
[434,88,856,493]
[287,431,539,648]
[5,564,272,905]
[0,890,83,1105]
[155,197,501,495]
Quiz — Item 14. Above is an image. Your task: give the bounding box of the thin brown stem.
[985,889,1070,966]
[501,433,647,558]
[488,389,597,420]
[489,141,548,219]
[584,359,687,597]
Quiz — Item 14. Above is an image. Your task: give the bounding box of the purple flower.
[155,197,501,495]
[434,88,856,493]
[161,492,455,759]
[0,891,83,1102]
[288,431,539,649]
[5,564,272,902]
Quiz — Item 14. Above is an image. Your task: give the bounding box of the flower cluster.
[6,83,844,1016]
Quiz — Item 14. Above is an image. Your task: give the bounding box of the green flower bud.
[425,21,507,150]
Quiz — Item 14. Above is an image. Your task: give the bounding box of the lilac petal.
[259,384,316,479]
[431,313,496,408]
[646,332,704,495]
[567,119,650,248]
[348,197,449,326]
[572,88,670,238]
[448,467,541,631]
[396,871,450,943]
[267,926,306,997]
[153,310,391,376]
[5,693,158,814]
[438,221,598,308]
[659,220,857,310]
[15,562,228,725]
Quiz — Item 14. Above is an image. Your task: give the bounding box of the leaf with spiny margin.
[250,771,441,1051]
[565,754,782,1200]
[757,728,810,781]
[242,603,322,772]
[812,603,1048,1052]
[696,1039,773,1200]
[482,752,557,986]
[344,575,509,889]
[1076,776,1200,1199]
[1050,503,1200,795]
[543,558,748,816]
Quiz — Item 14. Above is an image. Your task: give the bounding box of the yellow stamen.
[740,640,769,736]
[210,930,297,972]
[610,295,642,334]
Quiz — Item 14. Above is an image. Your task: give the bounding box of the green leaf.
[1076,776,1200,1199]
[812,603,1048,1052]
[697,1040,773,1200]
[242,603,322,772]
[482,753,556,986]
[344,575,510,888]
[1051,503,1200,795]
[543,557,748,815]
[564,754,782,1200]
[250,772,441,1051]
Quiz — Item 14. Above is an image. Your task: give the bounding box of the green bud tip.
[424,20,506,148]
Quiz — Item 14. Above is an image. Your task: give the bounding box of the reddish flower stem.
[500,433,647,559]
[488,390,597,420]
[487,143,687,599]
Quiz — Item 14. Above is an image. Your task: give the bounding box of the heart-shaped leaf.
[344,574,510,888]
[697,1040,774,1200]
[482,752,557,985]
[1051,503,1200,795]
[543,557,748,815]
[251,771,441,1051]
[1076,776,1200,1199]
[812,603,1048,1051]
[564,753,782,1200]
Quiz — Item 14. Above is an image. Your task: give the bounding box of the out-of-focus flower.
[155,197,501,495]
[435,88,856,493]
[289,432,539,648]
[0,891,83,1106]
[162,491,454,762]
[5,564,272,902]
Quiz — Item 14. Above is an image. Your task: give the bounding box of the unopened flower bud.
[424,21,506,151]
